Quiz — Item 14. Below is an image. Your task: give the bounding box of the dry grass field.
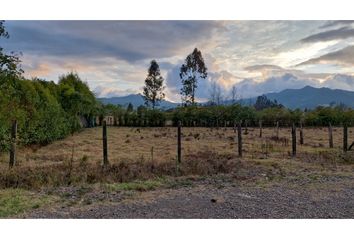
[1,126,354,218]
[0,126,353,167]
[0,125,353,189]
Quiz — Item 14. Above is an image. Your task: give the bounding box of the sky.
[2,20,354,102]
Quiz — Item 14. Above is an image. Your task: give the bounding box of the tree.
[230,85,238,104]
[208,81,223,105]
[58,72,97,132]
[180,48,207,106]
[0,21,24,150]
[127,103,134,112]
[0,21,23,76]
[254,95,282,111]
[137,105,147,126]
[142,60,165,109]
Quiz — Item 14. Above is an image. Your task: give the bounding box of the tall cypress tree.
[143,60,165,109]
[180,48,208,106]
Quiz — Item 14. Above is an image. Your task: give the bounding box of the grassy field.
[0,125,352,190]
[1,126,353,168]
[1,126,354,217]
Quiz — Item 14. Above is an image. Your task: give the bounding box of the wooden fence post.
[177,120,181,163]
[343,124,348,152]
[102,120,109,166]
[299,121,304,145]
[259,120,262,138]
[328,123,333,148]
[244,120,248,135]
[276,121,279,139]
[237,122,242,157]
[9,120,17,168]
[291,123,296,157]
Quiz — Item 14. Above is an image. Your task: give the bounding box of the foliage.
[142,60,165,109]
[101,104,166,127]
[180,48,207,106]
[58,72,97,132]
[168,104,354,128]
[254,95,283,110]
[0,72,98,151]
[0,21,23,76]
[95,101,354,128]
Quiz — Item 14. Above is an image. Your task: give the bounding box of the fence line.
[4,123,354,169]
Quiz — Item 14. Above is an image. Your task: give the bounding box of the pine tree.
[143,60,165,109]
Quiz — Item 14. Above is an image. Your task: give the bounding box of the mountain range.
[259,86,354,109]
[98,94,179,109]
[98,86,354,109]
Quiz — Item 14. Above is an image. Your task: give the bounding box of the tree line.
[100,102,354,128]
[0,71,98,151]
[0,21,98,151]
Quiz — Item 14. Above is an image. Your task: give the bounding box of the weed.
[0,188,56,218]
[105,179,163,192]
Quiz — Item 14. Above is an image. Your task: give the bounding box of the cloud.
[244,64,330,81]
[20,54,149,96]
[25,62,52,77]
[233,72,354,98]
[322,74,354,90]
[93,85,138,98]
[245,64,289,78]
[234,73,320,98]
[165,55,240,102]
[3,20,354,100]
[319,20,354,29]
[3,21,226,63]
[244,64,283,71]
[297,45,354,66]
[301,27,354,43]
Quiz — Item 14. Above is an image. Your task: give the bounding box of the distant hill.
[262,86,354,109]
[98,86,354,110]
[234,86,354,109]
[98,94,179,109]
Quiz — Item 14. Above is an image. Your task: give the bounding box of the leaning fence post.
[343,124,348,152]
[237,122,242,157]
[259,120,263,138]
[299,121,304,145]
[177,120,181,163]
[9,120,17,168]
[291,123,296,157]
[102,120,109,166]
[328,123,333,148]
